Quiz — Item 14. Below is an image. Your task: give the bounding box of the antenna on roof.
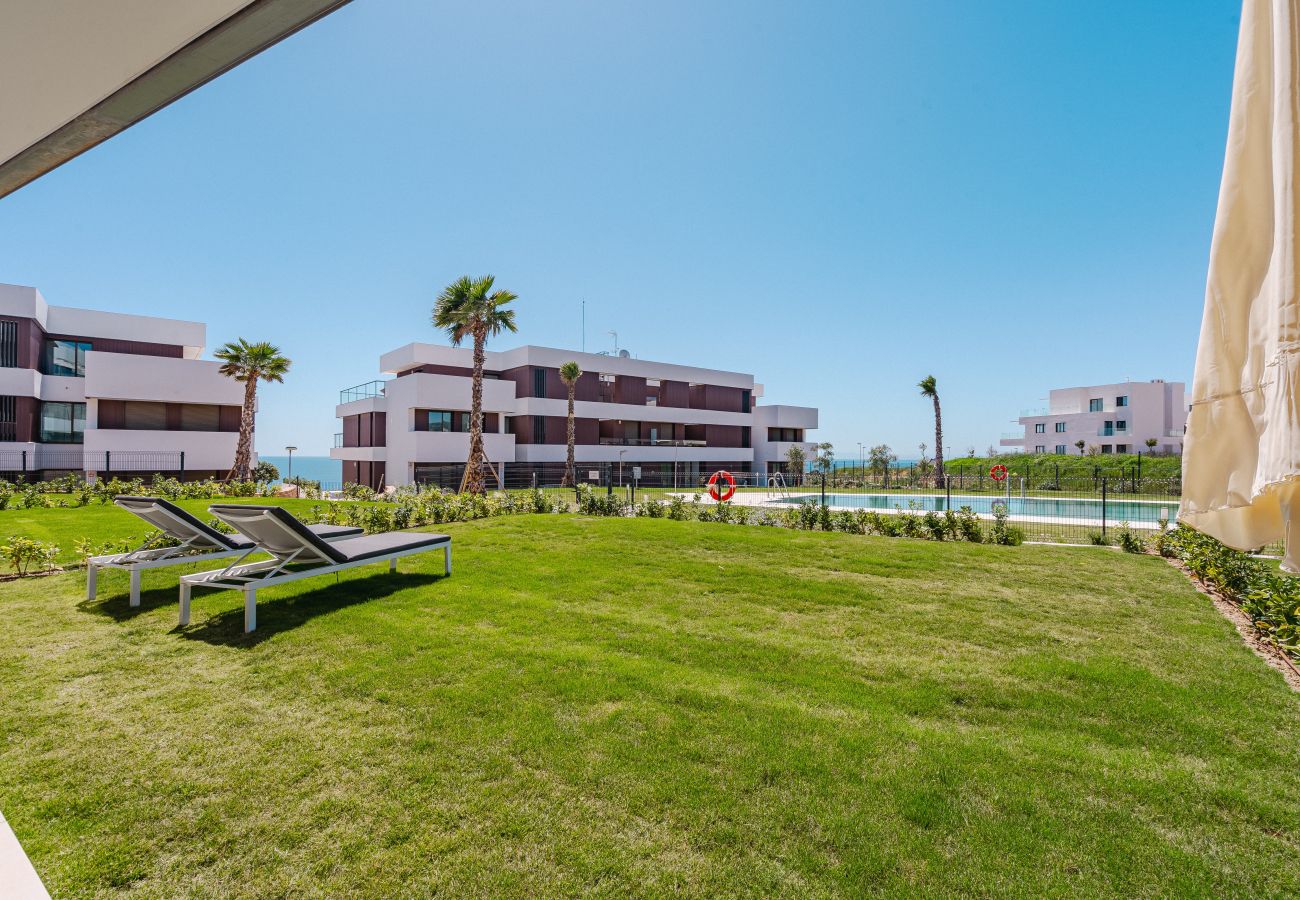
[581,300,585,353]
[608,330,619,356]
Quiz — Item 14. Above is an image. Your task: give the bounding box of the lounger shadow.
[180,504,452,633]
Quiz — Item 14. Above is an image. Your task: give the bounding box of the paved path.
[0,810,48,899]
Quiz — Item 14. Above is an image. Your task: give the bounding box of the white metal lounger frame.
[89,500,249,607]
[180,507,451,633]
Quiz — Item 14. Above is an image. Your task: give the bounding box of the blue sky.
[0,0,1241,459]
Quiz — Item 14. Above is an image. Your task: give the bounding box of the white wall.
[83,430,239,472]
[84,352,242,404]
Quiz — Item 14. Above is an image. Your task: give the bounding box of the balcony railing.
[339,380,386,404]
[597,438,708,447]
[333,432,343,448]
[1097,426,1129,437]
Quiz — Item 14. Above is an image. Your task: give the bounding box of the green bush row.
[1158,525,1300,660]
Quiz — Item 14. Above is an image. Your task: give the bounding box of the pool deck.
[670,490,1177,529]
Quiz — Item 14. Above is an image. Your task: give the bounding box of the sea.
[258,455,342,486]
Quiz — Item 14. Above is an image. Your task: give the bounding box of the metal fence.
[0,448,187,477]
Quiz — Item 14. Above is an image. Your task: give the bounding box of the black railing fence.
[0,448,187,476]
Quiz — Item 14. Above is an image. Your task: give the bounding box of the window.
[767,427,803,442]
[1116,444,1129,453]
[40,401,85,443]
[1116,420,1127,432]
[1055,422,1066,433]
[458,412,482,433]
[43,339,92,376]
[1101,444,1112,454]
[1034,423,1045,433]
[180,404,220,432]
[1116,395,1129,407]
[741,390,752,414]
[0,395,14,441]
[426,411,453,432]
[1035,445,1046,453]
[1089,398,1103,412]
[1055,444,1067,455]
[0,320,16,368]
[741,426,751,449]
[1102,420,1114,436]
[532,416,546,444]
[123,402,167,430]
[532,367,546,398]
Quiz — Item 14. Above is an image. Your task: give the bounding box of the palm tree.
[918,375,944,486]
[1075,439,1086,455]
[559,361,582,486]
[214,339,291,482]
[432,275,519,494]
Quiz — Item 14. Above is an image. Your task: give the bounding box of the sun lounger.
[180,504,451,632]
[90,496,362,607]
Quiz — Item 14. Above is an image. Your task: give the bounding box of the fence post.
[105,450,111,473]
[1054,462,1059,491]
[820,472,826,507]
[1101,477,1108,539]
[179,451,185,479]
[945,477,951,510]
[20,449,26,473]
[606,462,612,497]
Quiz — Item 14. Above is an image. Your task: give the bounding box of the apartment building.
[1001,380,1187,455]
[331,343,819,489]
[0,283,247,480]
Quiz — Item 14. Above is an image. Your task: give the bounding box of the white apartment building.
[1001,380,1187,456]
[331,343,819,489]
[0,283,247,480]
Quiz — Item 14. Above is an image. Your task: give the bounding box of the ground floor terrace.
[0,511,1297,896]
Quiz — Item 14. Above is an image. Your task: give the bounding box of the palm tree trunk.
[562,386,576,486]
[228,378,257,481]
[460,329,487,494]
[932,395,945,487]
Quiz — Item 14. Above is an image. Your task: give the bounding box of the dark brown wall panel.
[372,412,386,447]
[14,396,37,441]
[97,399,125,429]
[659,380,690,408]
[343,414,360,448]
[47,333,184,359]
[219,406,241,433]
[615,375,647,405]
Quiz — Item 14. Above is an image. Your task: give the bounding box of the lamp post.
[285,445,297,481]
[858,442,865,480]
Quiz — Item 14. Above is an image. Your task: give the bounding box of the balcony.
[598,438,708,447]
[339,380,386,404]
[333,432,343,449]
[1097,425,1129,437]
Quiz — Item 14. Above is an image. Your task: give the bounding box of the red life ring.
[708,469,736,501]
[990,464,1008,482]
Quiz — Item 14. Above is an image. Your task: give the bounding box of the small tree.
[1086,444,1100,457]
[815,442,835,480]
[785,445,806,483]
[251,460,280,483]
[1144,437,1158,454]
[916,442,934,485]
[559,361,582,486]
[965,445,976,458]
[868,444,895,484]
[1075,440,1086,455]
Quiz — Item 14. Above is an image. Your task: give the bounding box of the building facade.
[0,283,247,480]
[1001,380,1187,455]
[331,343,818,489]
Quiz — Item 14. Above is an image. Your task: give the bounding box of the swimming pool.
[771,492,1178,525]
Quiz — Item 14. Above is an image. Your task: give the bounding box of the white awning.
[1182,0,1300,570]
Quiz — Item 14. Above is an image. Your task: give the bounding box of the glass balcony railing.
[339,380,386,404]
[333,432,343,448]
[598,438,708,447]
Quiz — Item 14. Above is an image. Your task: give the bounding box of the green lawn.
[1,516,1297,896]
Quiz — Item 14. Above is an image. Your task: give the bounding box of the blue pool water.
[774,492,1177,525]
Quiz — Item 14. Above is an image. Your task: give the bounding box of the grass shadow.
[174,571,447,647]
[78,581,183,622]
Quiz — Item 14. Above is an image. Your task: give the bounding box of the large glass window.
[40,401,85,443]
[1055,444,1067,454]
[44,339,92,376]
[1116,395,1129,407]
[1088,398,1103,412]
[1055,422,1066,433]
[426,411,453,432]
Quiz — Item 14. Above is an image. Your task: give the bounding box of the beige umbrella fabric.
[1182,0,1300,570]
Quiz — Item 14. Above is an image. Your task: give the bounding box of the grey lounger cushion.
[118,496,361,549]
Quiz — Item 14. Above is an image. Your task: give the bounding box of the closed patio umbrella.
[1182,0,1300,570]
